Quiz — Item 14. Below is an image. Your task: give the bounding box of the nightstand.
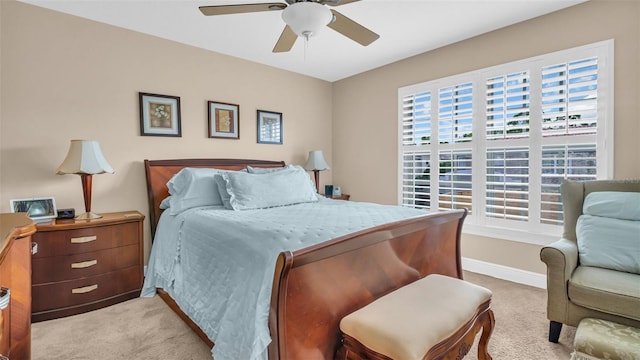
[31,211,144,322]
[324,194,350,201]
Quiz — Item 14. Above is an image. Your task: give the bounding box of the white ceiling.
[20,0,586,82]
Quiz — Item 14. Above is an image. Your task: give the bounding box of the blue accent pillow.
[577,214,640,274]
[583,191,640,221]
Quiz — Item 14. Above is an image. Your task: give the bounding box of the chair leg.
[549,321,562,343]
[478,309,495,360]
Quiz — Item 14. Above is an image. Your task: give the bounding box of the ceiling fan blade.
[199,3,286,16]
[327,9,379,46]
[273,25,297,53]
[322,0,361,7]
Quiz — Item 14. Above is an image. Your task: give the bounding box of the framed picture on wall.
[139,92,181,137]
[208,101,239,139]
[257,110,283,144]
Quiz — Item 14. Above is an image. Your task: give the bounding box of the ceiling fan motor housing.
[282,2,333,38]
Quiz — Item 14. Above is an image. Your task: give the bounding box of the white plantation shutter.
[540,144,597,225]
[540,56,599,223]
[486,71,530,140]
[398,40,611,243]
[438,150,472,212]
[486,148,529,221]
[400,90,432,209]
[402,92,432,146]
[438,83,473,144]
[401,150,431,209]
[542,57,598,137]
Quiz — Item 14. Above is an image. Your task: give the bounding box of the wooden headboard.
[144,158,286,239]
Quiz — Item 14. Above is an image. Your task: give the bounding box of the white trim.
[462,257,547,289]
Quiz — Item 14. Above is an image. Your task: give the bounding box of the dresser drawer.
[32,266,141,313]
[32,244,140,284]
[32,222,139,258]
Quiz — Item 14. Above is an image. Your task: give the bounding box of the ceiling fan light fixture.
[282,2,332,39]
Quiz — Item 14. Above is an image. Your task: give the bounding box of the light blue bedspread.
[141,197,426,360]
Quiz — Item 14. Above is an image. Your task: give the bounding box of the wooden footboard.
[144,159,467,360]
[269,209,466,360]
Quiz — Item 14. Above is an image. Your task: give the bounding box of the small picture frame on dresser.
[10,197,57,223]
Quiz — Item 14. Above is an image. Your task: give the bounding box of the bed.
[142,158,467,360]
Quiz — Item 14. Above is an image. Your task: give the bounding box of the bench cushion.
[340,274,492,360]
[572,318,640,360]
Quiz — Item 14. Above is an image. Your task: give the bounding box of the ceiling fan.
[199,0,379,53]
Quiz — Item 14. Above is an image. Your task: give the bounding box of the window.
[398,40,613,244]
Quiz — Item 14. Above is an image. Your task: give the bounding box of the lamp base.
[75,212,102,220]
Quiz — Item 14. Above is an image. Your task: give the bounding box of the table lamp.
[56,140,114,219]
[303,150,330,193]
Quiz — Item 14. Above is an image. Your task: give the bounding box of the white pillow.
[165,167,231,214]
[221,167,318,210]
[160,196,171,209]
[583,191,640,221]
[246,164,293,174]
[215,175,233,209]
[577,214,640,274]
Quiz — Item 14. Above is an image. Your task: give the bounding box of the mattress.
[141,197,426,360]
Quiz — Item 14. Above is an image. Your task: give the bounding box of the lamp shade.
[304,150,330,171]
[56,140,114,175]
[282,2,332,39]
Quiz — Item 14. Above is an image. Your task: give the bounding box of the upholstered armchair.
[540,179,640,343]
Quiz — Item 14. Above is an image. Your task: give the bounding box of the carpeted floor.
[32,271,576,359]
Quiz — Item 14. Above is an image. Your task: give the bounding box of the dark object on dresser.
[56,208,75,219]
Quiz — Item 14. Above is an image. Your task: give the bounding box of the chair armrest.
[540,238,579,322]
[540,238,578,279]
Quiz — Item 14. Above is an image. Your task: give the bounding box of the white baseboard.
[462,257,547,289]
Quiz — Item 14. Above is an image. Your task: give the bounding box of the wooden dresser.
[0,213,36,360]
[31,211,144,322]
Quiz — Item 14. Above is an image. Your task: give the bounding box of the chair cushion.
[568,266,640,321]
[339,274,492,360]
[572,318,640,360]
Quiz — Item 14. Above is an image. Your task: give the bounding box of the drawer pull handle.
[0,288,10,310]
[70,235,97,244]
[72,284,98,294]
[71,259,98,269]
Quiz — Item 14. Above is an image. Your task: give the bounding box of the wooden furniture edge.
[32,290,141,322]
[1,213,36,263]
[157,289,214,348]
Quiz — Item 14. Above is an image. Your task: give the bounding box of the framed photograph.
[139,92,181,137]
[10,197,58,223]
[257,110,283,144]
[208,101,239,139]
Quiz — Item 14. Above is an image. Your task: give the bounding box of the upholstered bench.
[336,274,495,360]
[572,318,640,360]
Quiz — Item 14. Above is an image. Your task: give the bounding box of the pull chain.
[302,31,311,61]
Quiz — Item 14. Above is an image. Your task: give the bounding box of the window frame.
[397,40,614,245]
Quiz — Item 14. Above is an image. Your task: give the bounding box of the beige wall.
[332,0,640,274]
[0,1,333,261]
